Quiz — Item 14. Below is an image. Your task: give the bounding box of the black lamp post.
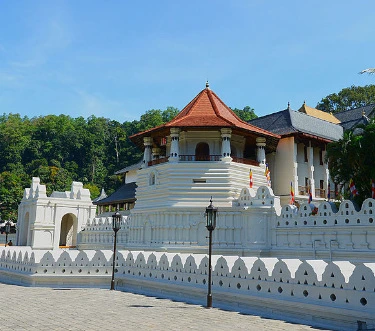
[5,221,11,247]
[205,197,217,308]
[111,210,122,290]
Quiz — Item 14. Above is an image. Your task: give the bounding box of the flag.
[308,187,312,204]
[289,182,295,205]
[264,164,271,187]
[249,169,253,188]
[371,179,375,199]
[327,182,331,201]
[349,179,358,197]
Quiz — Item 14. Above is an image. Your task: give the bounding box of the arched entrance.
[195,142,210,161]
[59,213,78,247]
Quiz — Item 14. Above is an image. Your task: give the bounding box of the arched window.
[195,142,210,161]
[149,172,156,185]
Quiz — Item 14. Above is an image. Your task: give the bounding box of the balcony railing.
[179,155,221,161]
[148,157,169,167]
[298,186,328,199]
[148,155,259,166]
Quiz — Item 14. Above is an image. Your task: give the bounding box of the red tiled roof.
[130,85,280,146]
[165,87,278,137]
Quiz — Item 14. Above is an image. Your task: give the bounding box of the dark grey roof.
[334,104,375,131]
[249,109,297,135]
[93,182,137,205]
[250,108,343,141]
[114,160,143,175]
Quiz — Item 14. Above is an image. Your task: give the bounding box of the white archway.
[59,213,78,247]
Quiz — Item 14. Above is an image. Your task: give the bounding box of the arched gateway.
[17,178,96,250]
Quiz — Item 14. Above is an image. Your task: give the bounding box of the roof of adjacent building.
[249,106,343,142]
[114,160,143,175]
[92,188,107,202]
[129,83,280,148]
[334,103,375,131]
[298,102,341,124]
[93,182,137,205]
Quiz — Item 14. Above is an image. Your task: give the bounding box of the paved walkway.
[0,283,331,331]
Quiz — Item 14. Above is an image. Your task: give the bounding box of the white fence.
[0,247,374,331]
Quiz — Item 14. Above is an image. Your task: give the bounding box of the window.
[319,149,324,165]
[304,145,308,162]
[149,172,156,185]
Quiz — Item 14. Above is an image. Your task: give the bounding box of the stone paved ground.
[0,283,332,331]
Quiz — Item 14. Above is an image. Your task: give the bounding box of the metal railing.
[147,155,259,166]
[179,155,221,161]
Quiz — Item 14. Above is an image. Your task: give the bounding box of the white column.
[169,128,180,162]
[220,128,232,161]
[256,137,266,164]
[308,142,315,198]
[142,137,152,168]
[323,149,330,198]
[293,142,299,195]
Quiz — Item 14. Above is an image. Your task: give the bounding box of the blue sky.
[1,1,374,122]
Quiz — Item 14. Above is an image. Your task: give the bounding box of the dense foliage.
[0,107,181,220]
[326,121,375,205]
[231,106,258,121]
[0,105,254,220]
[316,85,375,113]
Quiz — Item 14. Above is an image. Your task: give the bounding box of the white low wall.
[78,189,375,261]
[0,247,374,331]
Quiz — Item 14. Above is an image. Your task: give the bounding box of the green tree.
[326,121,375,205]
[231,106,258,121]
[316,85,375,113]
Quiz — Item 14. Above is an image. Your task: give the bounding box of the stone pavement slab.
[0,283,332,331]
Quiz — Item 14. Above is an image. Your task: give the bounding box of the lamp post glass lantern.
[205,197,217,308]
[110,210,122,290]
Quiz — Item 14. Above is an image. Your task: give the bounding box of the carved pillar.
[142,137,152,168]
[220,128,232,161]
[169,128,180,162]
[256,137,266,164]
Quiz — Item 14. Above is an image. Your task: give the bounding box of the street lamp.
[5,221,11,247]
[111,210,122,290]
[205,197,217,308]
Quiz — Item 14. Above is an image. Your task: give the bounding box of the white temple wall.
[79,187,375,261]
[125,169,137,183]
[134,162,268,211]
[0,247,373,331]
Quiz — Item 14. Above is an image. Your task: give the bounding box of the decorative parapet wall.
[78,216,129,250]
[275,199,375,260]
[77,187,375,260]
[0,247,374,331]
